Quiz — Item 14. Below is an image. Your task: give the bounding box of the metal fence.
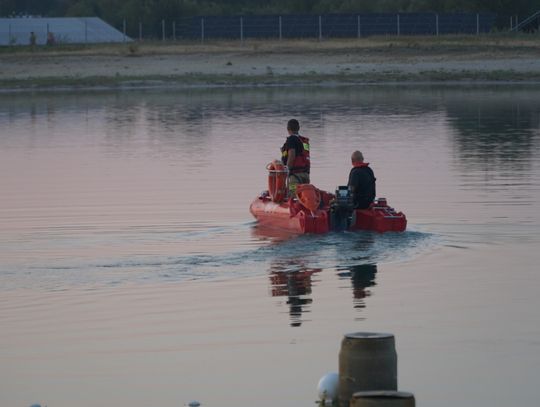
[0,13,498,46]
[126,13,497,42]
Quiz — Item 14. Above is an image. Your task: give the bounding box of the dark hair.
[287,119,300,132]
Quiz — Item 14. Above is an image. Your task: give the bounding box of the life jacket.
[281,134,310,174]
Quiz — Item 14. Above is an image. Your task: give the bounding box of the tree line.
[2,0,538,33]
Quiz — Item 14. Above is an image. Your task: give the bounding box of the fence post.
[8,23,11,44]
[240,16,243,44]
[435,13,439,36]
[85,20,88,43]
[397,14,400,36]
[123,19,126,42]
[279,16,282,41]
[201,17,204,44]
[318,15,322,41]
[476,13,480,35]
[139,21,142,41]
[162,19,165,41]
[173,21,176,41]
[357,15,361,38]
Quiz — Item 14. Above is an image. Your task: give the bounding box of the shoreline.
[2,36,540,91]
[3,76,540,94]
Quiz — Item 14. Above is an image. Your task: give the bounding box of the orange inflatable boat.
[249,161,407,234]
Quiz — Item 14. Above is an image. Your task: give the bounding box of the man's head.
[287,119,300,134]
[351,150,364,164]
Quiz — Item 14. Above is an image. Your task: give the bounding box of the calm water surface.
[1,86,539,407]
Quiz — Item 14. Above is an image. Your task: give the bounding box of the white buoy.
[317,372,339,404]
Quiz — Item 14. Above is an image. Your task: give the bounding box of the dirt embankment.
[1,35,540,89]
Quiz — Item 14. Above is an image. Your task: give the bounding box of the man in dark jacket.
[281,119,310,194]
[348,150,376,209]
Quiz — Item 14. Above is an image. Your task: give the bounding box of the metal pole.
[397,14,400,36]
[201,18,204,44]
[8,23,11,44]
[357,15,361,38]
[279,16,282,41]
[139,21,142,41]
[240,16,243,44]
[173,21,176,41]
[123,19,126,42]
[476,13,480,35]
[162,19,165,41]
[319,15,322,41]
[436,13,439,36]
[85,20,88,43]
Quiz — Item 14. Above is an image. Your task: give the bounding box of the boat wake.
[2,223,437,291]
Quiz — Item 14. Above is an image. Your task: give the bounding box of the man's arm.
[286,148,296,171]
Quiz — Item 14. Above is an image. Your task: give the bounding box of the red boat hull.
[249,197,330,234]
[250,194,406,234]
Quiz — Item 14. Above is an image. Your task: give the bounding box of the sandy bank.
[1,36,540,89]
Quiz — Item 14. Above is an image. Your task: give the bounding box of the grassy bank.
[1,34,540,56]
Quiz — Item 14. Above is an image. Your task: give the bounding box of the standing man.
[348,150,376,209]
[281,119,310,194]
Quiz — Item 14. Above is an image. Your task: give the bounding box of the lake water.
[1,85,539,407]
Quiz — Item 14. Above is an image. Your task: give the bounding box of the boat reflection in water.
[253,226,380,326]
[268,259,322,327]
[337,264,378,312]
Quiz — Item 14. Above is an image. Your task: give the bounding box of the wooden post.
[123,19,126,42]
[138,21,142,41]
[173,21,176,41]
[397,14,400,36]
[201,18,204,44]
[476,13,480,35]
[351,391,415,407]
[279,16,282,41]
[162,19,165,41]
[318,15,322,41]
[240,16,243,44]
[357,15,361,38]
[338,332,397,407]
[436,13,439,36]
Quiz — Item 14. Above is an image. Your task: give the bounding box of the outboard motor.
[330,186,355,231]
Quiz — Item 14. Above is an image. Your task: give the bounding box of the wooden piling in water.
[351,391,415,407]
[338,332,397,406]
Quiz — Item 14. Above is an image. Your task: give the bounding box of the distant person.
[348,150,376,209]
[46,32,56,46]
[280,119,310,195]
[29,31,36,46]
